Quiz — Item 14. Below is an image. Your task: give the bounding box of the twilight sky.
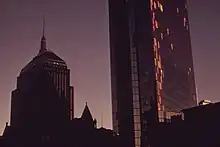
[0,0,219,134]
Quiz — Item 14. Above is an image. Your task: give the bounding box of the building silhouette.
[151,102,220,147]
[108,0,197,146]
[3,103,121,147]
[1,32,121,147]
[10,31,74,140]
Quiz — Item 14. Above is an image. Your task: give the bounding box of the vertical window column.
[128,7,141,147]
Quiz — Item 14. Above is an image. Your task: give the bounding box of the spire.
[39,15,47,54]
[101,110,103,128]
[81,102,93,122]
[43,15,45,37]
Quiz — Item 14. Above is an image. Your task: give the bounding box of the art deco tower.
[10,25,74,140]
[108,0,197,147]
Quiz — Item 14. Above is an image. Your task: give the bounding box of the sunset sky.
[0,0,220,134]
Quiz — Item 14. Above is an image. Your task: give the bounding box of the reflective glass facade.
[108,0,197,147]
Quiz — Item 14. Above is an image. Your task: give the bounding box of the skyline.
[0,0,220,135]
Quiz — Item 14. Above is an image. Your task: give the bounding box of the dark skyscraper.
[108,0,197,146]
[1,24,122,147]
[10,28,74,140]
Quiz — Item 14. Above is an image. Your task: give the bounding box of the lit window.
[184,17,187,26]
[134,123,141,130]
[153,38,157,45]
[150,0,153,10]
[159,4,163,12]
[167,28,170,35]
[171,43,174,50]
[152,12,155,19]
[158,61,161,68]
[157,41,160,48]
[161,33,163,40]
[177,8,179,13]
[133,102,140,109]
[157,1,163,12]
[135,137,141,145]
[158,95,162,103]
[188,68,191,75]
[134,115,140,123]
[155,20,158,28]
[154,2,157,9]
[133,109,140,116]
[159,118,164,122]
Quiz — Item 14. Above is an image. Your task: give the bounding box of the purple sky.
[0,0,219,134]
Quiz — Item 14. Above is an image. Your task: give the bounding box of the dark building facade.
[3,103,122,147]
[9,34,74,146]
[108,0,197,146]
[151,102,220,147]
[1,33,121,147]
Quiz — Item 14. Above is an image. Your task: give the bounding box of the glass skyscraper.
[108,0,197,146]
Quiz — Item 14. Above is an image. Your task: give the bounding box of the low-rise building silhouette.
[3,103,121,147]
[151,101,220,147]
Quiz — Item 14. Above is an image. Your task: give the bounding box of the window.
[158,1,163,12]
[153,38,157,44]
[159,111,164,117]
[184,17,187,26]
[132,74,138,81]
[154,58,157,66]
[133,87,139,94]
[131,54,137,60]
[177,8,179,13]
[161,33,163,40]
[167,28,170,35]
[132,66,137,73]
[159,118,164,122]
[135,138,141,146]
[134,123,141,130]
[153,1,157,9]
[155,20,158,28]
[134,131,141,138]
[133,102,140,109]
[157,41,160,48]
[133,95,139,101]
[131,61,137,66]
[132,81,139,86]
[171,43,174,50]
[159,4,163,12]
[134,115,141,123]
[134,109,140,116]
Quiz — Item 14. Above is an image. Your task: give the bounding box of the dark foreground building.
[3,103,121,147]
[151,102,220,147]
[108,0,197,146]
[1,34,121,147]
[10,33,74,138]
